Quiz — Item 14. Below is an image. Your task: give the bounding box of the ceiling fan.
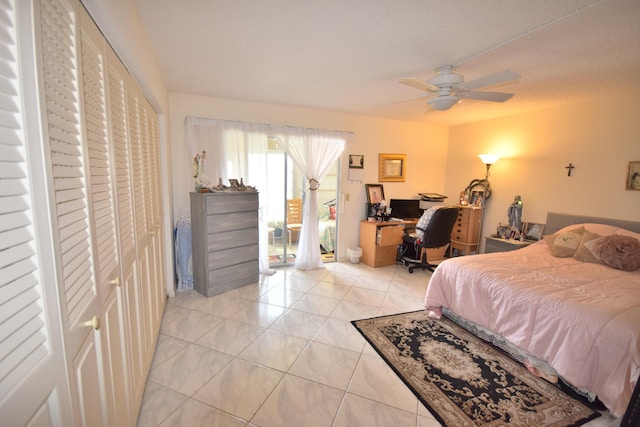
[399,66,521,111]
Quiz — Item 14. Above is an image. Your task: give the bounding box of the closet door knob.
[109,277,121,287]
[83,316,101,330]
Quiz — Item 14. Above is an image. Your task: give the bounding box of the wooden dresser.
[190,191,259,297]
[450,205,483,256]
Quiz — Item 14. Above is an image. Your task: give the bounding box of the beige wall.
[169,93,450,260]
[445,92,640,249]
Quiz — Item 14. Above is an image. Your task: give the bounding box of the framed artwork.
[349,154,364,169]
[379,153,406,182]
[626,161,640,190]
[524,222,545,241]
[228,178,239,188]
[365,184,385,204]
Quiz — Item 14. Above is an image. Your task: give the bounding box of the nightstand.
[484,235,532,253]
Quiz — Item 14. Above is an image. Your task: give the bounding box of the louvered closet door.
[106,37,147,417]
[0,0,71,425]
[37,0,106,425]
[80,7,131,426]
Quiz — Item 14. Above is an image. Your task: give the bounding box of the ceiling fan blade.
[463,70,521,91]
[399,78,438,92]
[458,91,514,102]
[378,93,431,107]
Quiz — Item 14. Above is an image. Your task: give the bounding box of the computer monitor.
[389,199,421,219]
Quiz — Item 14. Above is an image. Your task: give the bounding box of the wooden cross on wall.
[565,163,575,176]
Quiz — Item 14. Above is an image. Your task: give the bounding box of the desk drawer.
[377,225,404,246]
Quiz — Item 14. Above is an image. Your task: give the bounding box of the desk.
[359,219,417,267]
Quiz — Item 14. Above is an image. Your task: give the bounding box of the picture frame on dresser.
[365,183,385,204]
[523,222,545,241]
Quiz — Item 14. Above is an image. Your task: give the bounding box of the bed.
[319,219,336,253]
[424,212,640,418]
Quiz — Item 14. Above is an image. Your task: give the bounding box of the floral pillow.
[543,226,585,257]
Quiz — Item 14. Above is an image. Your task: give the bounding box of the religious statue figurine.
[508,195,523,235]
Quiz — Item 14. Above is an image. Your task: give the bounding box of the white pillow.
[415,206,441,241]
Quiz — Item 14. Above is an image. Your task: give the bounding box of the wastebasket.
[347,247,363,264]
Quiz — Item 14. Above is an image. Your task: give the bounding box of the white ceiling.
[133,0,640,126]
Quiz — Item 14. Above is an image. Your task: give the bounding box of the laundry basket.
[347,247,363,264]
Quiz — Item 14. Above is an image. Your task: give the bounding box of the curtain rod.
[185,115,353,136]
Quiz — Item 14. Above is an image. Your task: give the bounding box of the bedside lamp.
[478,153,499,179]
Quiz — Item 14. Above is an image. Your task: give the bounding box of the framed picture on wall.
[626,161,640,190]
[379,153,406,182]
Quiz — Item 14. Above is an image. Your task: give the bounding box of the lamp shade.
[478,153,499,165]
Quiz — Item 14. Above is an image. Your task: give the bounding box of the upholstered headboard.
[545,212,640,235]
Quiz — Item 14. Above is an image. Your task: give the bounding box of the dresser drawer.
[377,225,404,246]
[207,228,257,252]
[208,244,259,270]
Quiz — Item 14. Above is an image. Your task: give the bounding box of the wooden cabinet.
[484,235,532,253]
[359,220,416,267]
[191,192,259,297]
[450,206,483,255]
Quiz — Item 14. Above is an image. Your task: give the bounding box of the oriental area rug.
[352,310,600,427]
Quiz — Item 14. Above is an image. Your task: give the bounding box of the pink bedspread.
[424,241,640,417]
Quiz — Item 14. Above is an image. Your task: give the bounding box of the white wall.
[169,93,450,261]
[445,91,640,249]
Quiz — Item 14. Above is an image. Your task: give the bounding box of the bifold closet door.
[35,0,107,425]
[0,0,72,425]
[80,6,133,426]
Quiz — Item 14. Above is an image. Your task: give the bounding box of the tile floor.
[136,261,618,427]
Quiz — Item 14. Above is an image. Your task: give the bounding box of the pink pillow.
[591,235,640,271]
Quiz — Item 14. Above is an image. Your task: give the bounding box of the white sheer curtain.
[272,126,350,270]
[185,117,274,275]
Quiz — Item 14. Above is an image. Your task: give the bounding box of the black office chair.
[399,206,459,273]
[621,374,640,427]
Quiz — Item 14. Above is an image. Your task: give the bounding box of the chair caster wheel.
[408,268,414,273]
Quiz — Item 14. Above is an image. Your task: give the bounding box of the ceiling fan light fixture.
[428,96,460,111]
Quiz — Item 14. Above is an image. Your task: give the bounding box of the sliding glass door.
[266,139,338,266]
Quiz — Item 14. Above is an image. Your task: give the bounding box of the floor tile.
[197,292,254,318]
[230,301,286,328]
[148,344,233,396]
[195,319,265,356]
[238,329,309,371]
[193,358,284,420]
[289,293,341,316]
[329,300,381,321]
[160,309,225,342]
[251,374,344,427]
[257,287,306,308]
[332,392,417,427]
[150,333,189,370]
[347,354,418,413]
[313,318,366,353]
[157,399,248,427]
[136,382,187,427]
[288,341,360,390]
[308,280,351,299]
[268,308,328,339]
